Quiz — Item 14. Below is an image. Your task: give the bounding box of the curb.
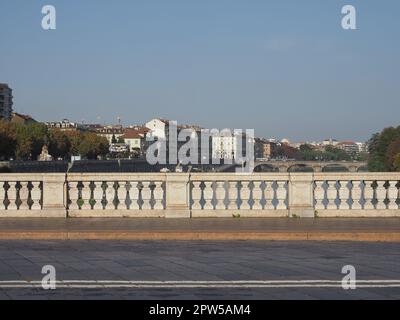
[0,231,400,242]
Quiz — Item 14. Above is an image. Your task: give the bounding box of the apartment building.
[0,83,13,120]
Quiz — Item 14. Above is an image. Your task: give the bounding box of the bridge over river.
[254,160,368,173]
[1,160,368,173]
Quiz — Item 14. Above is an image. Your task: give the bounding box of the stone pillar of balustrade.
[288,173,315,218]
[165,173,191,218]
[42,173,67,217]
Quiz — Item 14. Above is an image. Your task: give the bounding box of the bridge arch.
[253,161,368,173]
[321,164,350,172]
[287,164,314,172]
[356,165,369,172]
[253,164,279,173]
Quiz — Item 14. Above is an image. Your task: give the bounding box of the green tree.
[111,134,117,144]
[48,129,71,159]
[324,146,351,161]
[78,132,109,159]
[273,144,300,159]
[298,144,318,160]
[385,138,400,171]
[354,151,369,162]
[298,144,351,161]
[64,131,83,156]
[0,121,17,160]
[299,144,314,152]
[14,122,49,160]
[393,154,400,171]
[1,122,111,161]
[368,126,400,171]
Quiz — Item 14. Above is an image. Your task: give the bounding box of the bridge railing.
[0,172,399,217]
[0,173,65,217]
[313,172,400,217]
[66,173,166,217]
[189,173,289,217]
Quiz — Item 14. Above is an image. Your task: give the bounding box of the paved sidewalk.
[0,218,400,241]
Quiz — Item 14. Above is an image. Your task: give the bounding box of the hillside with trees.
[0,121,109,161]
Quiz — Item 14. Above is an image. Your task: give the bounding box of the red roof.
[338,141,356,145]
[122,128,146,139]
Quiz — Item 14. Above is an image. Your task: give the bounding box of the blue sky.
[1,0,399,142]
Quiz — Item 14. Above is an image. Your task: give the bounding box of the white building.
[46,119,81,131]
[145,118,169,140]
[322,139,339,146]
[121,128,149,153]
[355,142,368,153]
[212,136,236,160]
[337,141,359,154]
[211,130,246,160]
[96,125,125,144]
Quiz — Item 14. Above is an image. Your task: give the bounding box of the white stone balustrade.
[0,174,63,217]
[66,173,166,217]
[0,172,399,218]
[313,173,400,217]
[190,173,289,217]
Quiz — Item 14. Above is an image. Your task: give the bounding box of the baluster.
[215,181,226,210]
[105,181,115,210]
[314,181,325,210]
[363,180,374,209]
[31,181,42,210]
[388,180,399,210]
[81,181,92,210]
[375,180,387,210]
[351,180,362,210]
[92,181,104,210]
[240,181,251,210]
[0,182,6,210]
[276,181,287,209]
[264,181,274,209]
[7,182,18,210]
[338,180,350,210]
[19,182,30,210]
[116,181,127,209]
[68,182,80,210]
[153,181,164,210]
[326,181,338,210]
[191,181,202,210]
[227,181,237,210]
[203,181,214,210]
[252,181,263,210]
[129,182,140,210]
[141,181,152,210]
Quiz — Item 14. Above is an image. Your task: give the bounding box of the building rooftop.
[122,129,145,139]
[11,112,36,122]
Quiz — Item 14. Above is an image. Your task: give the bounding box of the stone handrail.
[0,172,399,218]
[189,173,289,218]
[0,173,65,217]
[67,173,166,217]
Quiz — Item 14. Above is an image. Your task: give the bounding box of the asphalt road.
[0,240,399,300]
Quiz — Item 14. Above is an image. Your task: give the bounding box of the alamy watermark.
[41,264,56,290]
[145,121,255,173]
[341,265,357,290]
[40,4,357,31]
[41,5,56,30]
[341,5,357,30]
